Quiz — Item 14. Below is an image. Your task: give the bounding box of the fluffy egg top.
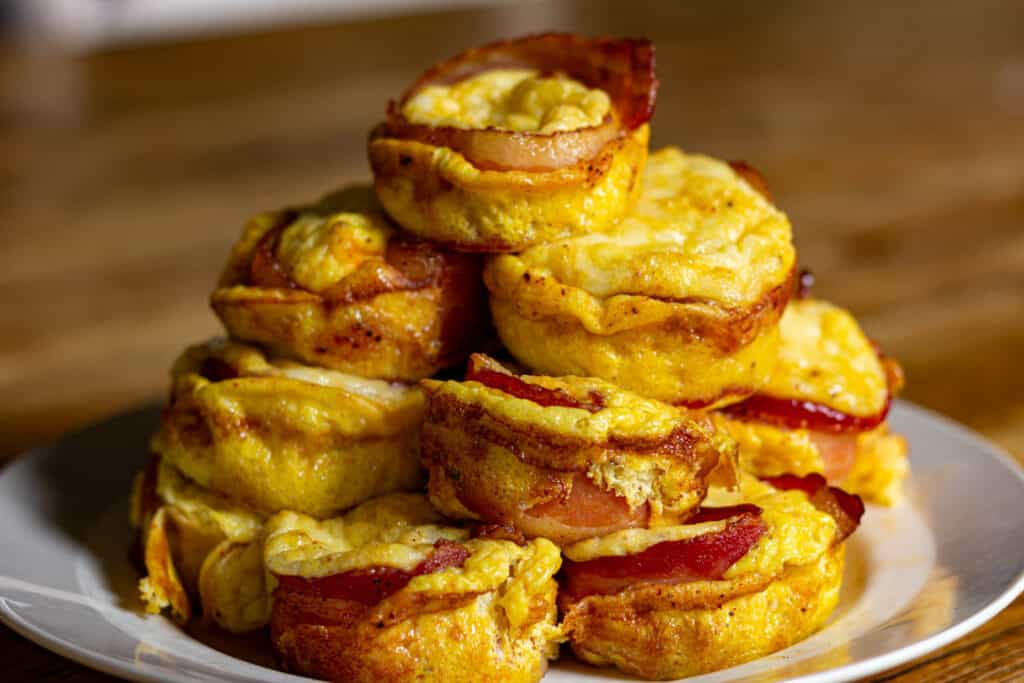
[761,298,889,417]
[488,147,795,316]
[402,68,611,133]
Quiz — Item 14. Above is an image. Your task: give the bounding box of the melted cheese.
[563,475,836,580]
[263,494,562,602]
[402,68,610,133]
[764,299,888,416]
[271,186,393,293]
[510,147,794,307]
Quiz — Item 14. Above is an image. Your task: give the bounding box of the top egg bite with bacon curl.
[420,354,736,546]
[485,147,796,408]
[368,33,657,252]
[210,185,485,381]
[714,298,908,505]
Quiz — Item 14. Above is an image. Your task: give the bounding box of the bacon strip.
[727,160,772,201]
[763,473,864,543]
[274,539,470,606]
[722,393,892,433]
[376,33,658,172]
[561,511,766,599]
[466,355,605,412]
[686,503,762,524]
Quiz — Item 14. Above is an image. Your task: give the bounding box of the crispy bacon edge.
[560,508,766,599]
[721,343,904,433]
[464,353,605,412]
[763,473,864,543]
[273,539,470,607]
[373,33,658,172]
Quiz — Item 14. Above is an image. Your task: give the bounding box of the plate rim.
[1,399,1023,683]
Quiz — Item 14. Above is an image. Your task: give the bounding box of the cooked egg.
[403,69,611,133]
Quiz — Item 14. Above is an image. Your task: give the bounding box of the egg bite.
[131,455,265,626]
[150,339,425,519]
[368,33,657,251]
[263,494,563,683]
[210,185,485,381]
[484,147,796,408]
[560,473,863,680]
[713,298,908,505]
[420,354,736,546]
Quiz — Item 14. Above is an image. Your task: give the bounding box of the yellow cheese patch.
[402,68,610,133]
[763,299,888,416]
[507,147,794,308]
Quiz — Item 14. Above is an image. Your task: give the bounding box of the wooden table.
[3,0,1023,680]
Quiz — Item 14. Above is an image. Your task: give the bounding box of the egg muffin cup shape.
[150,339,425,519]
[131,456,265,627]
[714,298,908,505]
[211,186,485,381]
[484,147,796,407]
[420,354,736,546]
[369,33,657,251]
[559,475,861,680]
[255,495,563,683]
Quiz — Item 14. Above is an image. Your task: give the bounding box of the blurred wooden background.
[2,0,1023,680]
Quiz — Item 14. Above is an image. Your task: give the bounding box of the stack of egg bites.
[131,33,908,682]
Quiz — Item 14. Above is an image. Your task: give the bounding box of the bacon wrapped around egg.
[211,185,485,381]
[368,33,656,251]
[130,456,266,628]
[560,473,863,680]
[485,147,796,407]
[150,339,425,519]
[257,494,563,683]
[420,354,736,546]
[714,298,908,504]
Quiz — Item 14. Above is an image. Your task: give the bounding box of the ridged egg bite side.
[150,339,425,519]
[130,456,265,627]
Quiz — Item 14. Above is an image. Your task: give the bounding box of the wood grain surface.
[2,0,1023,680]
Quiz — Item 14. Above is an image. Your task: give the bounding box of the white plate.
[1,401,1023,683]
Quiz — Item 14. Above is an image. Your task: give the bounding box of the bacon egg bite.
[714,298,908,504]
[211,185,485,380]
[151,339,425,519]
[420,354,736,546]
[131,456,265,626]
[263,494,563,683]
[485,147,796,408]
[560,473,863,680]
[369,33,657,251]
